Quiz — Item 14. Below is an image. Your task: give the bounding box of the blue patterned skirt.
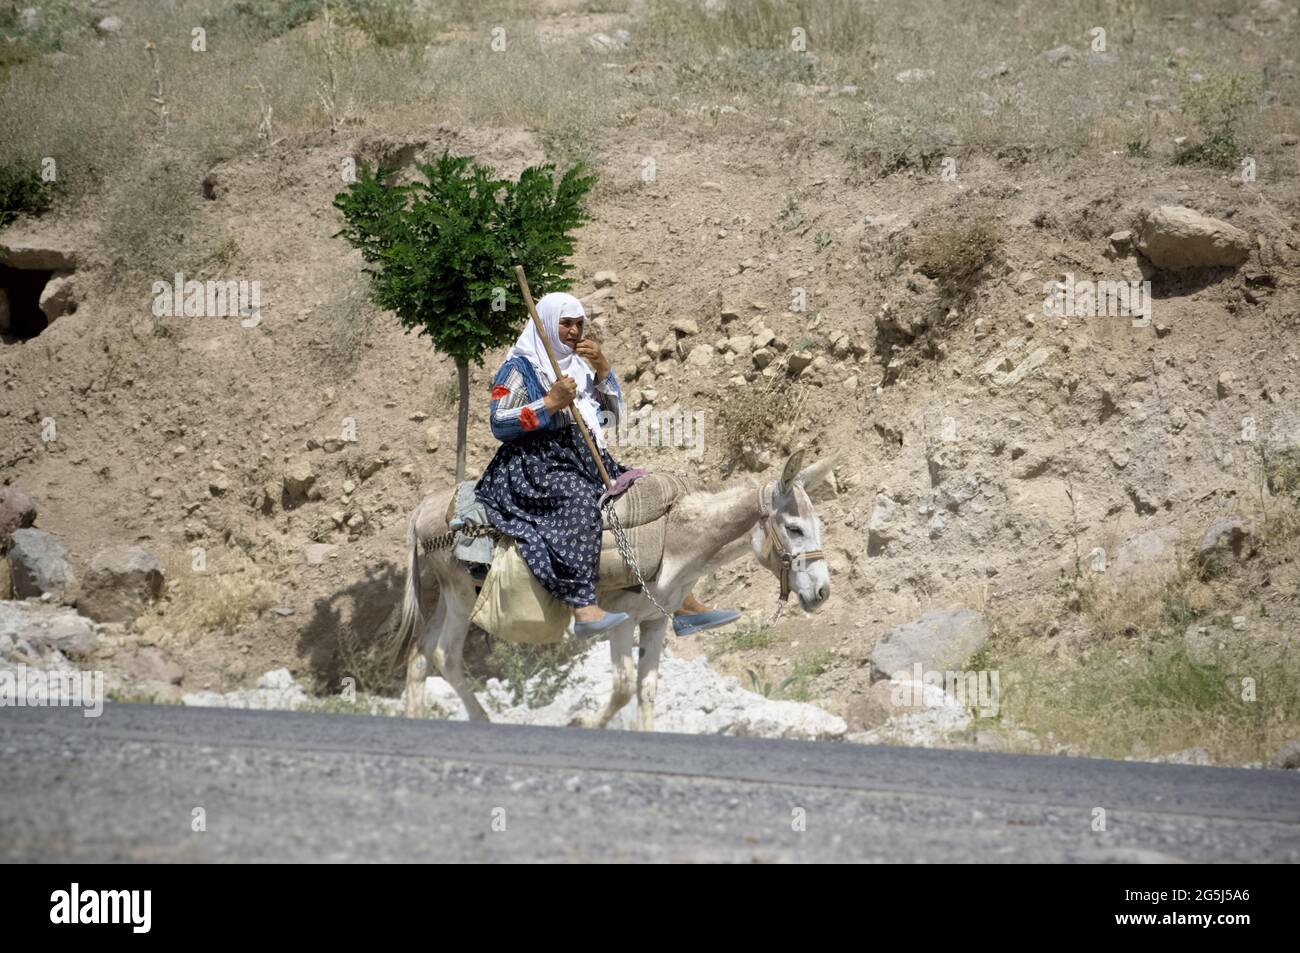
[474,424,626,608]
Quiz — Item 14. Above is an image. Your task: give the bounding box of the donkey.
[392,451,833,731]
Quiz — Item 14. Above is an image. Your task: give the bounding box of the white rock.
[258,668,295,690]
[303,543,337,565]
[39,272,76,321]
[405,647,845,740]
[895,68,935,84]
[686,344,715,366]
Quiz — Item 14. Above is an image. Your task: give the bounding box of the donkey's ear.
[779,449,806,494]
[796,456,836,492]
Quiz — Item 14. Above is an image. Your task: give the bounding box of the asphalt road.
[2,703,1297,862]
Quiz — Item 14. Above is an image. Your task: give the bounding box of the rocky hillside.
[2,0,1299,766]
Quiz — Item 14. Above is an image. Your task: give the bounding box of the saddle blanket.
[449,471,692,590]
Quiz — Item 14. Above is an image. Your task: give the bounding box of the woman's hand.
[543,375,577,413]
[575,339,611,380]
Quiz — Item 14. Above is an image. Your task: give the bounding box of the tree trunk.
[455,357,469,483]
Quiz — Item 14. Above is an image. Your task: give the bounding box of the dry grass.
[909,209,1002,293]
[314,269,378,370]
[635,0,1296,178]
[420,31,624,169]
[1261,444,1300,499]
[714,374,805,466]
[642,0,875,56]
[161,547,280,639]
[331,616,405,697]
[981,469,1300,763]
[0,0,428,198]
[983,627,1299,764]
[4,0,1294,226]
[98,148,229,283]
[710,619,781,657]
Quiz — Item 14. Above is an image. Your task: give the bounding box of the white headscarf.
[505,292,608,448]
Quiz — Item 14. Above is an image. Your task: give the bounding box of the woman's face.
[557,316,584,349]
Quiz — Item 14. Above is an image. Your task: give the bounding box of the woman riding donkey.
[475,291,739,639]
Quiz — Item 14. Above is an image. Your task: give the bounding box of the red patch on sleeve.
[491,384,510,399]
[519,406,539,431]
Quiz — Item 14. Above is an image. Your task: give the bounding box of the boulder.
[1111,526,1181,577]
[1196,516,1252,575]
[1136,206,1252,271]
[0,599,97,656]
[870,609,989,683]
[283,459,316,503]
[787,351,814,374]
[78,545,165,623]
[0,485,38,548]
[8,528,77,603]
[38,271,76,321]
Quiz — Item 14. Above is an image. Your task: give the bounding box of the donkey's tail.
[390,503,424,670]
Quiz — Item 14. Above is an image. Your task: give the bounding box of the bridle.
[757,483,826,603]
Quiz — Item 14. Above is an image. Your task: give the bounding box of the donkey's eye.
[787,524,803,537]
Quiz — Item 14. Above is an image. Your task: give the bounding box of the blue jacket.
[488,355,625,442]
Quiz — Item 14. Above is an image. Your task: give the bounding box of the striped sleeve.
[488,364,550,442]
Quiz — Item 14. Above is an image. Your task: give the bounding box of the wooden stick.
[514,265,612,489]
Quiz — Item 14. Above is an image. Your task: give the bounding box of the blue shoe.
[574,611,631,640]
[672,609,742,636]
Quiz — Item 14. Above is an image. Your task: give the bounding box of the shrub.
[715,374,805,466]
[230,0,323,38]
[486,638,587,708]
[0,160,58,227]
[909,210,1001,292]
[1174,68,1260,168]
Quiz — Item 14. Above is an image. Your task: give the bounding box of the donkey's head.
[752,450,833,612]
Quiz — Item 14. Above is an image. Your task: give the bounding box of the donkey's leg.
[433,573,490,722]
[575,622,637,729]
[635,616,668,732]
[404,651,428,718]
[404,591,447,718]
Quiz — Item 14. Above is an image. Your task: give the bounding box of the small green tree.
[333,151,595,481]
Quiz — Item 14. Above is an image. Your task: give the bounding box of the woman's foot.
[573,604,630,639]
[673,593,740,636]
[676,593,711,615]
[672,609,742,636]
